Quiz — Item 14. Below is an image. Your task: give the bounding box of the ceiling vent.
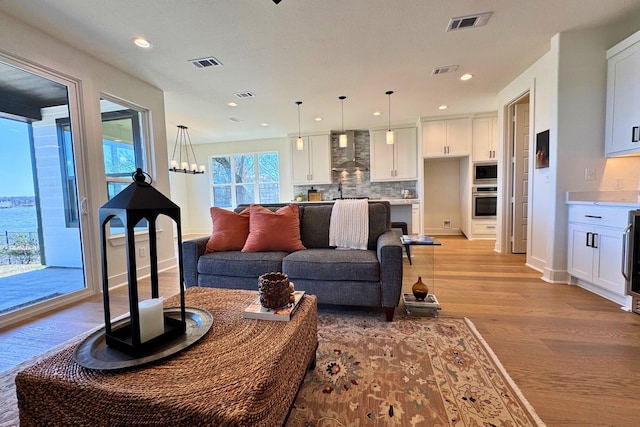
[234,91,255,99]
[189,56,223,68]
[446,12,492,31]
[228,117,241,123]
[432,65,459,76]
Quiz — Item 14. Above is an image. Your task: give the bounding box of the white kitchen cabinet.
[411,203,420,234]
[370,127,417,181]
[290,134,332,185]
[605,30,640,157]
[422,118,471,158]
[567,204,629,306]
[472,116,499,161]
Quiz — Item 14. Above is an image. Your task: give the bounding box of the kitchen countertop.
[294,198,420,205]
[566,191,640,206]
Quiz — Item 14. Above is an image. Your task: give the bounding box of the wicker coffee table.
[15,287,318,426]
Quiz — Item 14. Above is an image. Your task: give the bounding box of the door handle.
[622,224,632,281]
[585,232,591,248]
[592,233,598,249]
[80,197,89,215]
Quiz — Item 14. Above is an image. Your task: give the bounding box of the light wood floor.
[2,236,639,426]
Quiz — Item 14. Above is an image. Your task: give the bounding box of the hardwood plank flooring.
[2,235,640,426]
[403,236,640,427]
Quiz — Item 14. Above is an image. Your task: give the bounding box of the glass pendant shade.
[295,101,304,151]
[385,90,394,145]
[386,129,395,145]
[338,96,348,148]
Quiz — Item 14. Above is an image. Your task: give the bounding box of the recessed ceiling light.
[260,123,269,127]
[315,117,323,122]
[438,105,448,110]
[227,102,238,107]
[133,37,152,48]
[373,111,382,116]
[460,73,473,81]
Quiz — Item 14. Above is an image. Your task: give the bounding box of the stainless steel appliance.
[472,186,497,219]
[623,210,640,314]
[473,162,498,184]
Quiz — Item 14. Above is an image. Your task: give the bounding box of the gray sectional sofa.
[182,201,404,320]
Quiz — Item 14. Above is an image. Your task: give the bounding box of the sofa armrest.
[377,230,403,309]
[182,236,209,288]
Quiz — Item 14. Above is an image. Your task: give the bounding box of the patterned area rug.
[286,309,546,426]
[0,310,545,427]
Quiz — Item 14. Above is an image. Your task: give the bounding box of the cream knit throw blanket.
[329,199,369,250]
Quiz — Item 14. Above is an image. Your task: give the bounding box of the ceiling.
[1,0,640,145]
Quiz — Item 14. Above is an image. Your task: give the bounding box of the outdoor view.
[0,61,86,319]
[211,152,280,207]
[0,119,40,278]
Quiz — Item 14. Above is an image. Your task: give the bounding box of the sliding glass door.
[0,60,87,319]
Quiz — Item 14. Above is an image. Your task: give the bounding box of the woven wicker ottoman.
[15,287,318,426]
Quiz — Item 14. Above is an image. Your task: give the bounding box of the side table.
[401,234,442,316]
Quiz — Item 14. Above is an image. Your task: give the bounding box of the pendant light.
[295,101,304,151]
[386,90,394,145]
[169,125,205,174]
[338,96,348,148]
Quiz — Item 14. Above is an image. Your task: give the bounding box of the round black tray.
[73,307,213,371]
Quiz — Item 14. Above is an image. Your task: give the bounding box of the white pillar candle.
[170,159,178,169]
[199,164,206,172]
[181,161,188,170]
[138,298,164,343]
[190,163,197,172]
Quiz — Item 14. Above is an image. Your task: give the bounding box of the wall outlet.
[443,220,451,229]
[138,247,147,258]
[613,178,623,189]
[584,168,596,181]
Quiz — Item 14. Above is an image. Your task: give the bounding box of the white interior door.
[512,102,529,253]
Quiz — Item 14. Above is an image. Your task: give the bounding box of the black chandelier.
[169,125,205,174]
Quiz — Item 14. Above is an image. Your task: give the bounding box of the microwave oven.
[474,162,497,184]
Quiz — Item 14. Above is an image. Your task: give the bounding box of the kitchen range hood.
[332,130,369,171]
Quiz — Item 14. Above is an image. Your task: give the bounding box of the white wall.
[497,18,640,283]
[497,45,556,273]
[0,11,173,295]
[170,137,291,235]
[423,157,463,235]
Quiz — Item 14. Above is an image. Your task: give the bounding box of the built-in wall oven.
[624,210,640,314]
[472,186,497,219]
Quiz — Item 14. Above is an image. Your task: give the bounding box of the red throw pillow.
[242,204,306,252]
[205,207,250,253]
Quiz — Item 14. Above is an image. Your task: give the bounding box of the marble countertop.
[566,191,640,206]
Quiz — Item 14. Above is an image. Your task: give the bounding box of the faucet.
[337,181,343,199]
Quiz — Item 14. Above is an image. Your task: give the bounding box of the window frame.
[56,118,79,228]
[99,96,150,234]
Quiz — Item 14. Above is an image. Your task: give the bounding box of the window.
[100,98,148,233]
[56,120,78,227]
[211,152,280,208]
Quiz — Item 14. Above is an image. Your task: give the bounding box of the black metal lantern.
[99,168,186,357]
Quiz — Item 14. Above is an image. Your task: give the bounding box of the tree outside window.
[211,152,279,208]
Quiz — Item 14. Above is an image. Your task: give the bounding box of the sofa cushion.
[242,204,306,252]
[283,248,380,282]
[205,207,250,253]
[299,205,332,248]
[198,251,288,278]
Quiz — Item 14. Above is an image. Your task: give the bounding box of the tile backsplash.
[293,130,418,201]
